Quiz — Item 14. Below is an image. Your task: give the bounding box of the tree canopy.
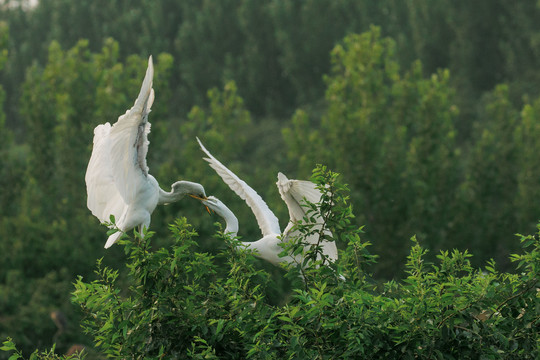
[0,1,539,358]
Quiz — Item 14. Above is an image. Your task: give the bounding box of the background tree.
[0,38,175,356]
[0,21,23,219]
[284,27,461,276]
[514,96,540,234]
[1,1,540,357]
[456,85,521,268]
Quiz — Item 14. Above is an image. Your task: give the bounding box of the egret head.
[197,195,238,236]
[201,196,221,211]
[173,181,206,199]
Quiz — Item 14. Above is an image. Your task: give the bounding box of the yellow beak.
[189,194,214,215]
[189,194,207,201]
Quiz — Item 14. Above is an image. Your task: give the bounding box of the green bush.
[3,167,538,359]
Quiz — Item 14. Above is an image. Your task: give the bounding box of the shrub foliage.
[4,167,536,359]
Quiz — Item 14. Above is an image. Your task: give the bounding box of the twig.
[494,280,537,314]
[437,301,478,329]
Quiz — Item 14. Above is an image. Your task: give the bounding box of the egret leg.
[139,216,151,239]
[104,231,123,248]
[139,224,145,238]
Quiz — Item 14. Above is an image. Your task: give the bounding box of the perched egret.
[85,56,206,248]
[196,138,338,267]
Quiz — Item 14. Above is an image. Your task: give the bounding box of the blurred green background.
[1,0,540,357]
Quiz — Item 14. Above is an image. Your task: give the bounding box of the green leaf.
[215,319,225,334]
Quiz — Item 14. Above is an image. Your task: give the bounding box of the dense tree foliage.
[4,167,539,359]
[0,0,539,358]
[284,28,461,275]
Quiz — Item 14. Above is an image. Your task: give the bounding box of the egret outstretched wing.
[277,172,338,261]
[86,55,206,249]
[197,137,281,236]
[108,56,155,205]
[277,172,323,224]
[86,123,124,222]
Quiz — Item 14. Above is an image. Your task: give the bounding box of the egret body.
[85,57,206,248]
[197,138,337,267]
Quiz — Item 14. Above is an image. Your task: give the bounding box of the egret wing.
[108,56,155,205]
[277,173,338,261]
[277,174,323,224]
[85,123,125,222]
[282,219,338,262]
[197,138,281,236]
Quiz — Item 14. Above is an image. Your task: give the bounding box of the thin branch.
[494,280,538,314]
[437,301,479,329]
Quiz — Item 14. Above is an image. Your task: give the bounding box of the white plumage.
[197,138,338,266]
[86,56,206,248]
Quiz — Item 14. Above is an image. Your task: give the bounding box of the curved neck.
[158,187,184,204]
[215,204,239,237]
[159,180,198,205]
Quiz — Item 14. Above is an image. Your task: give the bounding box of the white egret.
[85,56,206,248]
[196,138,338,267]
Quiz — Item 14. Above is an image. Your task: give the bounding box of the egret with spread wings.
[196,138,337,266]
[85,56,206,248]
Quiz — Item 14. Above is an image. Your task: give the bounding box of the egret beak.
[189,194,207,201]
[189,194,214,215]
